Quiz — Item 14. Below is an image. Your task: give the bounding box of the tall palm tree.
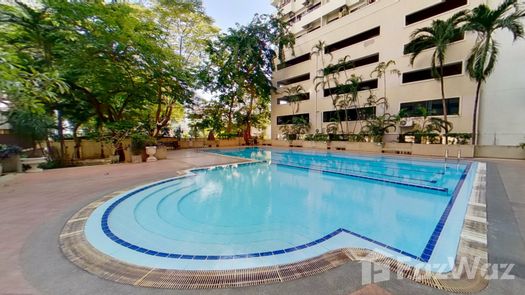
[463,0,525,144]
[370,60,400,115]
[406,11,466,141]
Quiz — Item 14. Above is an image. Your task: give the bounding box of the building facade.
[270,0,525,145]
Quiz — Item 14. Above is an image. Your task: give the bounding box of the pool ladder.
[444,149,462,170]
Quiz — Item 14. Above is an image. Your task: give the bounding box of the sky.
[202,0,276,31]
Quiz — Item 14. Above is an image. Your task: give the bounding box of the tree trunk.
[73,124,81,160]
[471,81,482,145]
[439,62,449,144]
[57,110,65,160]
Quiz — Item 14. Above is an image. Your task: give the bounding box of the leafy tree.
[406,12,466,139]
[203,13,295,143]
[463,0,525,144]
[153,0,219,66]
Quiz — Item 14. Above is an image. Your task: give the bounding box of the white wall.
[478,17,525,146]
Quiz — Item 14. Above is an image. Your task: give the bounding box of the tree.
[406,12,466,140]
[153,0,219,67]
[361,114,398,143]
[370,60,400,115]
[282,85,306,115]
[203,13,295,144]
[463,0,525,144]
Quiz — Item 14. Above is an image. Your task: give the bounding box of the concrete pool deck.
[0,149,524,295]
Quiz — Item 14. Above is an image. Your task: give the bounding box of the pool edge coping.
[59,162,489,292]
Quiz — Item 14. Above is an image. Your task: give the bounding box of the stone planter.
[131,155,142,163]
[20,157,47,173]
[110,155,120,164]
[145,146,157,162]
[155,146,168,160]
[0,155,21,173]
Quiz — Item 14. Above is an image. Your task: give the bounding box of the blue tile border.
[98,160,472,264]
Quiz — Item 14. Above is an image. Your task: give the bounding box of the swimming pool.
[85,147,477,272]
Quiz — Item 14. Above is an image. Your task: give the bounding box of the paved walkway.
[0,150,524,295]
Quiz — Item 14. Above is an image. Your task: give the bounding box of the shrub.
[130,134,156,155]
[0,145,23,159]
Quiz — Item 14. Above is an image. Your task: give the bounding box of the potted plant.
[130,134,148,163]
[145,137,158,162]
[0,145,23,174]
[7,107,50,172]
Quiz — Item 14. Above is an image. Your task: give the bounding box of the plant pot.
[145,146,157,162]
[110,155,120,164]
[131,155,142,164]
[155,146,168,160]
[20,157,47,173]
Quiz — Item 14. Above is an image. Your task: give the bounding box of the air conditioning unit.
[400,119,414,127]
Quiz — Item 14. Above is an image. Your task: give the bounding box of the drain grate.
[59,165,488,292]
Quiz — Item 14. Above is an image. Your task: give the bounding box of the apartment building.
[270,0,525,145]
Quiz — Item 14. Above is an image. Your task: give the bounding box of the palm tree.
[406,12,466,141]
[463,0,525,144]
[370,60,400,115]
[282,85,306,115]
[361,113,398,143]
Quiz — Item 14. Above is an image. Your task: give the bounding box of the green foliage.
[406,11,466,131]
[201,13,295,142]
[0,144,22,159]
[0,0,213,156]
[462,0,525,144]
[130,133,156,155]
[304,133,329,142]
[448,133,473,145]
[361,114,398,143]
[279,116,311,141]
[6,99,55,148]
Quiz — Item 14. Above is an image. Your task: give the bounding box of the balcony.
[291,0,362,33]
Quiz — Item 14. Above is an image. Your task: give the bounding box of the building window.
[277,113,310,125]
[403,33,464,55]
[277,73,310,87]
[324,79,378,97]
[323,107,376,123]
[277,93,310,105]
[325,27,380,54]
[277,53,311,70]
[400,97,460,117]
[324,53,379,75]
[402,62,462,84]
[405,0,468,26]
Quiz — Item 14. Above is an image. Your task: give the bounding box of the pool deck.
[0,149,524,295]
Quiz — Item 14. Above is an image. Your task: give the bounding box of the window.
[323,107,376,123]
[405,0,468,26]
[325,27,380,54]
[277,113,310,125]
[324,53,379,75]
[277,93,310,105]
[404,33,464,55]
[277,53,311,70]
[400,98,460,117]
[324,79,378,97]
[402,62,462,84]
[277,73,310,87]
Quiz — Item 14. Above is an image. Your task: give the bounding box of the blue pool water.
[85,148,476,271]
